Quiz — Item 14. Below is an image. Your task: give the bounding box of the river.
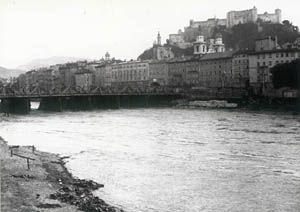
[0,105,300,212]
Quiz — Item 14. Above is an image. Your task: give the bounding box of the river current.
[0,106,300,212]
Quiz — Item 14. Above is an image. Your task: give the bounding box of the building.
[193,36,207,55]
[168,30,192,49]
[255,36,278,52]
[258,9,281,24]
[95,63,113,87]
[75,70,95,91]
[227,7,281,28]
[169,30,185,45]
[232,51,250,88]
[167,7,282,49]
[183,18,227,42]
[153,32,175,60]
[193,34,225,55]
[149,61,169,86]
[248,37,300,95]
[111,60,149,87]
[153,46,174,61]
[199,52,234,88]
[168,58,200,87]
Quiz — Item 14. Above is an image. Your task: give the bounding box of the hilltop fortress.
[169,7,282,47]
[227,7,281,28]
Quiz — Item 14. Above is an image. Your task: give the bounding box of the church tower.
[105,52,110,61]
[193,35,207,55]
[157,32,161,46]
[215,33,225,53]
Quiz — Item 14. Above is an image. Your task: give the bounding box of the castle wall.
[258,13,281,23]
[227,8,257,27]
[169,34,185,45]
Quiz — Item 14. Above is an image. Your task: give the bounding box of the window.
[269,54,272,58]
[281,53,284,57]
[262,54,265,59]
[276,53,279,58]
[269,61,272,66]
[263,61,266,66]
[257,62,260,67]
[286,53,289,57]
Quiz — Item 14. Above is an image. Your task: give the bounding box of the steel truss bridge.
[0,85,183,114]
[0,85,181,99]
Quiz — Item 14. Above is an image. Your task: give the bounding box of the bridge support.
[39,97,63,112]
[91,96,120,109]
[0,98,30,114]
[35,94,181,111]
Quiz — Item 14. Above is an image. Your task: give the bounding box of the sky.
[0,0,299,68]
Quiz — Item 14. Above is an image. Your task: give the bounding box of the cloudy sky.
[0,0,299,68]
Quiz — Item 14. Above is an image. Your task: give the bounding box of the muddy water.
[0,108,299,211]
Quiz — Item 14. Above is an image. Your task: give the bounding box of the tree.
[282,20,290,25]
[271,59,300,89]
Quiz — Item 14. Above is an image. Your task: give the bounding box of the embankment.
[0,137,124,212]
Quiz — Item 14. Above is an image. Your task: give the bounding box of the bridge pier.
[91,96,120,109]
[0,98,30,114]
[39,97,63,112]
[147,95,174,107]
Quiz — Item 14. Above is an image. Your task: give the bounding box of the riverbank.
[0,137,124,212]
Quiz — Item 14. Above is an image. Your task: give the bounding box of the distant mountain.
[0,66,26,78]
[17,56,88,71]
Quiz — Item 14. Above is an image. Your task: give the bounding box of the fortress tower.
[275,9,282,23]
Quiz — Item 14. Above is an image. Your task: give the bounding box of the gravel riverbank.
[0,137,124,212]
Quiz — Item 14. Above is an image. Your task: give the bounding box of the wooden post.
[11,153,35,170]
[27,158,30,170]
[32,145,35,153]
[11,148,13,157]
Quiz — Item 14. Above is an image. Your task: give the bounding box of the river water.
[0,105,300,212]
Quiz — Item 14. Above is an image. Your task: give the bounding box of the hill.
[17,56,88,71]
[138,21,300,60]
[138,45,194,60]
[214,21,300,51]
[0,66,26,78]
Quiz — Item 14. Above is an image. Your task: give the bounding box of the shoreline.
[0,137,124,212]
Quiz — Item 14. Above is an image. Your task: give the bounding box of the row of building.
[15,37,300,96]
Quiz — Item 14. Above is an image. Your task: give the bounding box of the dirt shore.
[0,137,124,212]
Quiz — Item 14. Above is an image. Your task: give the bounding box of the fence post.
[27,158,30,170]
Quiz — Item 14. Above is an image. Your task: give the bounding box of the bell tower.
[157,32,161,46]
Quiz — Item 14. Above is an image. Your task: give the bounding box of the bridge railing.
[0,85,181,98]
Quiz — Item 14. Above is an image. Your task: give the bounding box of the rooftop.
[200,51,234,61]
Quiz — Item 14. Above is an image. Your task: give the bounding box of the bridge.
[0,84,182,114]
